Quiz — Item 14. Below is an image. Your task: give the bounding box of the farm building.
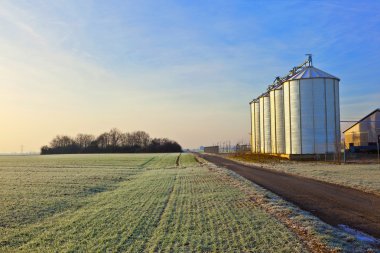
[250,55,341,157]
[343,108,380,151]
[204,146,219,154]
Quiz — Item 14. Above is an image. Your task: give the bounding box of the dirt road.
[200,154,380,239]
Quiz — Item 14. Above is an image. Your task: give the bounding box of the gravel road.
[200,153,380,239]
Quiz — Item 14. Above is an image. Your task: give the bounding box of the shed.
[343,108,380,150]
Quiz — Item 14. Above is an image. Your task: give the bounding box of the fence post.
[377,139,379,169]
[343,139,346,164]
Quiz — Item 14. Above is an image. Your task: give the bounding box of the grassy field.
[0,153,375,252]
[228,153,380,195]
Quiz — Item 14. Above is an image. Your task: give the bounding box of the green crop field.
[0,153,372,252]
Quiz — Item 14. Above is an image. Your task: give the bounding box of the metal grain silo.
[270,87,285,154]
[259,95,271,153]
[250,100,260,153]
[283,66,340,154]
[254,102,261,152]
[250,101,255,152]
[270,91,276,153]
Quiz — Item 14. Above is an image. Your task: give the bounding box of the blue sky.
[0,0,379,152]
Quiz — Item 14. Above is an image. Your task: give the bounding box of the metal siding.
[283,82,291,154]
[290,80,301,154]
[300,79,314,154]
[254,102,261,152]
[259,97,265,153]
[270,91,277,153]
[250,103,255,153]
[263,96,271,153]
[325,79,336,152]
[334,81,341,147]
[275,88,285,154]
[313,79,327,153]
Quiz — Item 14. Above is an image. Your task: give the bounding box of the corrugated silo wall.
[250,101,261,153]
[270,91,276,153]
[284,81,291,154]
[291,80,302,154]
[254,102,260,152]
[260,96,271,153]
[313,79,327,153]
[259,97,265,153]
[335,80,341,152]
[275,88,285,153]
[283,78,340,154]
[264,96,271,153]
[270,88,285,154]
[250,102,255,152]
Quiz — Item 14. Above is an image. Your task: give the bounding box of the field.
[0,153,375,252]
[229,153,380,195]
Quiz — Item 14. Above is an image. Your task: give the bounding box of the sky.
[0,0,379,152]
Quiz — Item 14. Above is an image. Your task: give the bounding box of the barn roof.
[343,108,380,133]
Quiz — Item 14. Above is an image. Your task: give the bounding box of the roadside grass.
[0,153,308,252]
[197,156,379,253]
[177,152,197,167]
[228,153,380,195]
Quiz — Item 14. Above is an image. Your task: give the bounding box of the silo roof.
[288,66,339,81]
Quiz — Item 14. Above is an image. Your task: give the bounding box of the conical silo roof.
[288,66,339,81]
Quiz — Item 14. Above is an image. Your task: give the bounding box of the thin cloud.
[0,2,47,46]
[0,1,379,151]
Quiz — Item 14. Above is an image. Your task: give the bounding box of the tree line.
[41,128,182,154]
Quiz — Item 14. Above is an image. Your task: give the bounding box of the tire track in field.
[156,174,177,225]
[176,153,181,167]
[140,172,178,252]
[112,170,177,252]
[140,156,157,168]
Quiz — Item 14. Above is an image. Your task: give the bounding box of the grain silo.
[270,88,285,154]
[249,55,341,158]
[259,95,271,153]
[250,100,260,153]
[283,66,340,154]
[250,102,255,152]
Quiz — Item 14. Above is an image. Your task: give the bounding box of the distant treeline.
[41,128,182,155]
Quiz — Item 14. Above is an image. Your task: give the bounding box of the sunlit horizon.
[1,0,379,153]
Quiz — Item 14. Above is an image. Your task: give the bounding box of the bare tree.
[120,133,130,147]
[50,135,75,148]
[96,132,111,149]
[134,131,150,148]
[76,134,95,149]
[108,128,123,147]
[124,132,137,147]
[125,131,150,148]
[41,128,182,154]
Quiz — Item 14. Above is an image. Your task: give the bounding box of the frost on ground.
[196,156,379,253]
[228,154,380,196]
[0,154,306,252]
[338,225,380,245]
[0,153,378,253]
